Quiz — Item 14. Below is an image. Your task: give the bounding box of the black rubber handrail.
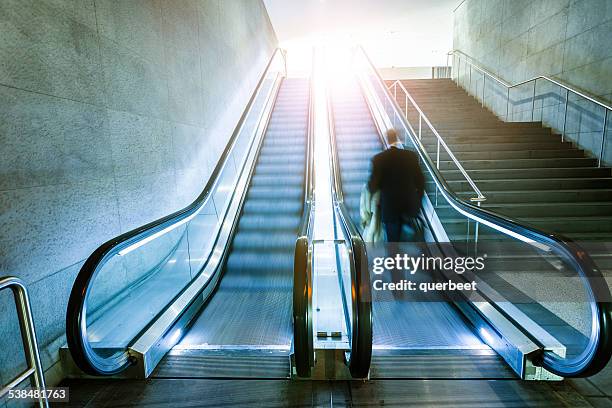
[66,49,286,375]
[327,77,373,379]
[293,64,316,377]
[358,46,611,377]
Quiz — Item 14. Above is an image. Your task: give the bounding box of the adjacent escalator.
[329,77,514,379]
[350,47,611,379]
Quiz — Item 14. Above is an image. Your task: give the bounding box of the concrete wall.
[453,0,612,163]
[0,0,276,387]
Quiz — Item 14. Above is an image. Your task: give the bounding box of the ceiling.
[263,0,459,67]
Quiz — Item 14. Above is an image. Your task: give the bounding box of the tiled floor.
[54,376,608,407]
[568,364,612,408]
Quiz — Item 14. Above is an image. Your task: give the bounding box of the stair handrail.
[357,45,612,378]
[447,49,611,166]
[387,79,486,204]
[448,50,612,111]
[0,277,48,408]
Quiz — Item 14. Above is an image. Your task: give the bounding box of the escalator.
[326,48,611,380]
[155,78,310,377]
[64,50,316,378]
[329,77,514,379]
[63,46,610,382]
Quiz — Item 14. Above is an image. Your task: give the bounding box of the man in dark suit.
[368,129,425,242]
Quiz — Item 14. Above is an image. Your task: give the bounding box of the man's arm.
[404,150,425,200]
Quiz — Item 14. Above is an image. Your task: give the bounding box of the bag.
[360,185,384,242]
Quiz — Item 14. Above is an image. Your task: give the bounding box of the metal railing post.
[469,64,472,93]
[506,87,510,121]
[599,109,609,167]
[436,138,441,169]
[562,89,570,142]
[531,79,537,122]
[282,49,288,77]
[474,201,481,256]
[418,113,422,140]
[456,55,460,84]
[482,73,486,107]
[465,219,471,254]
[0,277,48,408]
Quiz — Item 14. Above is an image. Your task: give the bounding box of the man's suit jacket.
[368,146,425,223]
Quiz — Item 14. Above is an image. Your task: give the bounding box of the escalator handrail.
[293,61,316,377]
[66,48,286,375]
[326,77,373,378]
[357,46,611,377]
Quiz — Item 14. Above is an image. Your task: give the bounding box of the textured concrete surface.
[453,0,612,163]
[0,0,276,387]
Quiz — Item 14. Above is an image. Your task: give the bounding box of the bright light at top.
[265,0,456,75]
[281,34,357,77]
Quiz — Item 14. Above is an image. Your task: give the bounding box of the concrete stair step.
[426,177,612,191]
[421,134,561,145]
[404,106,489,115]
[433,127,551,136]
[424,142,572,152]
[407,101,486,109]
[437,157,596,170]
[413,113,501,122]
[415,119,506,128]
[404,98,482,107]
[399,82,457,88]
[432,121,544,130]
[442,216,612,235]
[433,149,585,161]
[400,86,460,91]
[453,189,612,204]
[441,167,610,181]
[434,202,612,218]
[400,97,480,105]
[398,86,460,91]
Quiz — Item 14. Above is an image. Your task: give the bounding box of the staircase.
[388,79,612,243]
